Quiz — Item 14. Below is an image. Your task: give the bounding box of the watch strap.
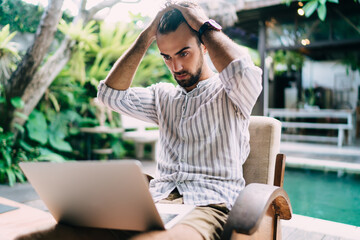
[198,22,211,43]
[198,20,221,44]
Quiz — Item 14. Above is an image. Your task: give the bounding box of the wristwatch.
[198,19,222,43]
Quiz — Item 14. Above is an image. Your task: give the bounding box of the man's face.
[156,23,206,90]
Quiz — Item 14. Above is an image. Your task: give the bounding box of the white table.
[80,126,124,159]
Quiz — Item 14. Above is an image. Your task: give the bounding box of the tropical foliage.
[0,0,44,33]
[0,91,66,186]
[0,2,173,185]
[0,25,20,83]
[0,0,73,38]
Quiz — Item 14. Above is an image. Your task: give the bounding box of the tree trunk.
[11,37,74,128]
[2,0,64,130]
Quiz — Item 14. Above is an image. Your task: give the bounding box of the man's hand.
[171,2,209,32]
[143,7,171,45]
[104,7,170,91]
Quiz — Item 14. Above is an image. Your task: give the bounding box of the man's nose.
[172,59,183,72]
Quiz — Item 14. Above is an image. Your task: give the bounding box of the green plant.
[341,52,360,74]
[1,13,176,165]
[0,80,27,133]
[58,19,99,84]
[0,128,26,186]
[273,50,305,73]
[0,0,43,33]
[0,95,66,186]
[283,0,360,21]
[87,22,139,87]
[0,24,20,83]
[303,88,316,106]
[0,127,67,186]
[0,0,73,40]
[0,93,26,186]
[26,109,72,152]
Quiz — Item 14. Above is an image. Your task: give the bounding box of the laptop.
[19,160,195,231]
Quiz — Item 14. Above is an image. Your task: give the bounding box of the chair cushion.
[243,116,281,185]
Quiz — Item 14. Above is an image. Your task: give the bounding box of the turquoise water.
[283,168,360,227]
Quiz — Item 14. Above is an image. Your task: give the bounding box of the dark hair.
[158,8,187,34]
[157,8,200,46]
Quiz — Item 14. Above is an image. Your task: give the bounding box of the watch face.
[208,19,222,31]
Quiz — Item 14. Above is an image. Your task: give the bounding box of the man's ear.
[201,44,207,55]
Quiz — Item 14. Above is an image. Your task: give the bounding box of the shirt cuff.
[97,80,128,102]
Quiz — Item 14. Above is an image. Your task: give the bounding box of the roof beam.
[242,0,284,11]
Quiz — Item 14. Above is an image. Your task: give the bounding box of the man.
[17,2,262,240]
[98,2,262,239]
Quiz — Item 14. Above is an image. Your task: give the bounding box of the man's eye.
[163,55,171,60]
[180,52,188,57]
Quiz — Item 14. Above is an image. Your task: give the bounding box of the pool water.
[283,168,360,227]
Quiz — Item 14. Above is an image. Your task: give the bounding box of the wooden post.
[253,20,266,116]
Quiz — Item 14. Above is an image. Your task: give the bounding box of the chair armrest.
[221,183,292,240]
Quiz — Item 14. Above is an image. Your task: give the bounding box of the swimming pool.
[283,168,360,227]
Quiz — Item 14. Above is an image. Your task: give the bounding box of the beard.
[173,56,203,89]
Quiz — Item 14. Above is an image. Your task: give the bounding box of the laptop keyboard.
[160,213,178,224]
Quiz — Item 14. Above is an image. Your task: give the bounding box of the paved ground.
[1,140,360,239]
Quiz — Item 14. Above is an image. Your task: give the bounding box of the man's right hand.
[104,7,172,90]
[143,7,172,46]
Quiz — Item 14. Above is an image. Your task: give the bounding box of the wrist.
[198,19,222,44]
[139,29,155,48]
[195,18,209,32]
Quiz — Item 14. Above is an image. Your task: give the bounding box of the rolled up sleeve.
[97,80,158,124]
[219,55,263,119]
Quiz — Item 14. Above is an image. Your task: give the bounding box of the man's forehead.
[156,24,198,55]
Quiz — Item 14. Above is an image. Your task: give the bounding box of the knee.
[169,224,204,240]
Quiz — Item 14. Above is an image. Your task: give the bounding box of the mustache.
[174,71,189,76]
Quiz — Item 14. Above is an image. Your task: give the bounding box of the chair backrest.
[243,116,282,186]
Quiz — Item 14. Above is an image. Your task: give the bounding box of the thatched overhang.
[200,0,285,28]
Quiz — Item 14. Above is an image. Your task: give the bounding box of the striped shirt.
[97,55,262,209]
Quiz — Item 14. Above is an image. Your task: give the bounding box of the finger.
[175,1,198,8]
[153,6,172,24]
[158,4,175,17]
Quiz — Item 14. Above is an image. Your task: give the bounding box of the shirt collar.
[177,73,218,95]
